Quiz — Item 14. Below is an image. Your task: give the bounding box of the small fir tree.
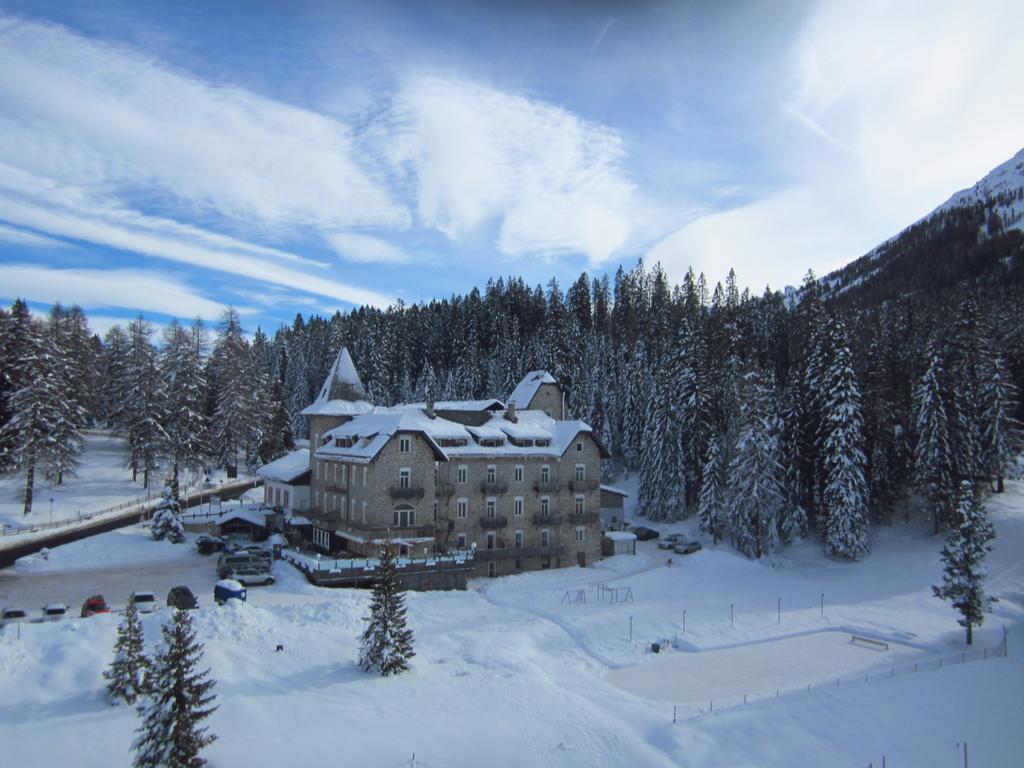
[150,485,186,544]
[697,436,726,544]
[933,481,995,645]
[104,599,151,705]
[359,540,415,677]
[133,609,218,768]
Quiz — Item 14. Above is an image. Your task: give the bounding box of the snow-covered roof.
[213,508,269,528]
[604,531,637,541]
[397,399,504,412]
[301,346,375,417]
[600,485,629,497]
[256,449,311,484]
[315,406,601,463]
[508,370,558,409]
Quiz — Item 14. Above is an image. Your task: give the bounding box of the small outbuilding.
[602,530,637,556]
[213,507,270,542]
[600,484,629,531]
[256,449,311,512]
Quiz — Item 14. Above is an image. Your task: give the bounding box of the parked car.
[214,579,247,605]
[657,534,685,550]
[673,540,703,555]
[80,595,111,617]
[129,591,158,614]
[231,545,272,562]
[217,552,270,579]
[632,526,660,541]
[228,567,275,587]
[166,586,199,610]
[1,607,28,627]
[195,535,224,555]
[41,603,68,621]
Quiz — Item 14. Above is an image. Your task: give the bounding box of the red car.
[81,595,111,617]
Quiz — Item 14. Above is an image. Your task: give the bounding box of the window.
[576,441,583,452]
[486,465,496,484]
[457,533,467,548]
[488,561,497,577]
[576,527,585,543]
[514,465,524,483]
[514,497,523,517]
[540,465,550,482]
[540,496,550,516]
[283,490,289,508]
[575,495,585,515]
[486,532,496,550]
[361,501,366,523]
[514,530,524,548]
[433,500,438,522]
[399,468,411,489]
[362,467,368,487]
[541,529,550,547]
[349,498,355,520]
[575,464,585,482]
[399,436,411,453]
[393,507,416,527]
[515,559,522,569]
[458,465,468,484]
[314,491,321,511]
[486,498,496,518]
[457,498,468,518]
[341,464,347,483]
[315,461,320,481]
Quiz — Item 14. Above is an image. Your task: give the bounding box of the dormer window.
[334,436,356,448]
[536,439,550,447]
[399,436,411,453]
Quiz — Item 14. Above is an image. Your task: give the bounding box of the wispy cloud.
[591,18,617,53]
[0,221,68,249]
[325,232,410,264]
[0,264,231,319]
[386,76,636,265]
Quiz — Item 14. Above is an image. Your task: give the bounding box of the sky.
[0,0,1021,337]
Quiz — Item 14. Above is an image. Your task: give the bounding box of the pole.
[963,741,968,768]
[820,592,824,618]
[629,615,633,642]
[49,498,53,525]
[730,603,734,628]
[673,705,677,724]
[777,597,781,624]
[682,609,686,633]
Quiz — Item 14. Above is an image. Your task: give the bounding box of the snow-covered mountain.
[822,147,1024,306]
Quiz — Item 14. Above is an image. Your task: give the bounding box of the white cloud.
[649,0,1024,290]
[0,221,67,248]
[387,76,636,264]
[325,232,410,264]
[0,264,230,319]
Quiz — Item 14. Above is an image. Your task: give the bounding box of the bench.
[851,635,889,651]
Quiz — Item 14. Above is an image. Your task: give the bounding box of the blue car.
[214,579,246,605]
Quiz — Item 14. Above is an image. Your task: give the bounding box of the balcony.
[323,481,348,494]
[389,485,426,500]
[344,520,436,538]
[568,511,598,525]
[475,544,567,561]
[480,480,509,495]
[479,515,508,530]
[533,479,561,493]
[568,478,599,492]
[531,513,563,526]
[435,482,455,497]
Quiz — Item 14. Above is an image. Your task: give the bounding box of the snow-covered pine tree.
[980,353,1020,493]
[123,316,167,488]
[43,304,90,485]
[913,339,955,535]
[724,369,783,559]
[359,540,415,677]
[697,435,727,543]
[932,481,995,645]
[208,309,260,470]
[160,320,210,499]
[105,599,151,705]
[150,485,186,544]
[821,320,870,560]
[133,608,217,768]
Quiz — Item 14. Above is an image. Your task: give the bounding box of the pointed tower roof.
[301,347,373,416]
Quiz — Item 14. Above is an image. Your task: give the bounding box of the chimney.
[505,401,517,423]
[426,399,436,419]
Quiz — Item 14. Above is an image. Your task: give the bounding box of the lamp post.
[49,497,53,525]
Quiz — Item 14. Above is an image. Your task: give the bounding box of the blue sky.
[0,1,1021,337]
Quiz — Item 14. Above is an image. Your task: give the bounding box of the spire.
[315,347,367,403]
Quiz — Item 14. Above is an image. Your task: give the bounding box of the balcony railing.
[475,544,567,561]
[389,485,426,500]
[435,482,455,497]
[533,479,561,493]
[568,511,598,525]
[344,520,436,538]
[531,513,562,526]
[568,478,599,492]
[480,480,509,494]
[323,482,348,494]
[479,515,508,530]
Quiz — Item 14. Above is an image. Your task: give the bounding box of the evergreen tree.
[123,316,167,488]
[133,609,218,768]
[697,435,726,543]
[914,340,955,535]
[105,599,151,705]
[980,353,1020,493]
[359,540,415,677]
[160,320,209,499]
[933,481,995,645]
[821,321,870,560]
[150,486,186,544]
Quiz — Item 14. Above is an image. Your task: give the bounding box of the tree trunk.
[996,475,1004,494]
[23,460,34,515]
[966,621,973,646]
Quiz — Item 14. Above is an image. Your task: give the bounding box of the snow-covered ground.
[1,478,1023,766]
[0,432,251,532]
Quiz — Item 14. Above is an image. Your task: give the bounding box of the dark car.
[195,535,225,555]
[631,526,660,541]
[167,586,199,610]
[81,595,111,617]
[673,540,703,555]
